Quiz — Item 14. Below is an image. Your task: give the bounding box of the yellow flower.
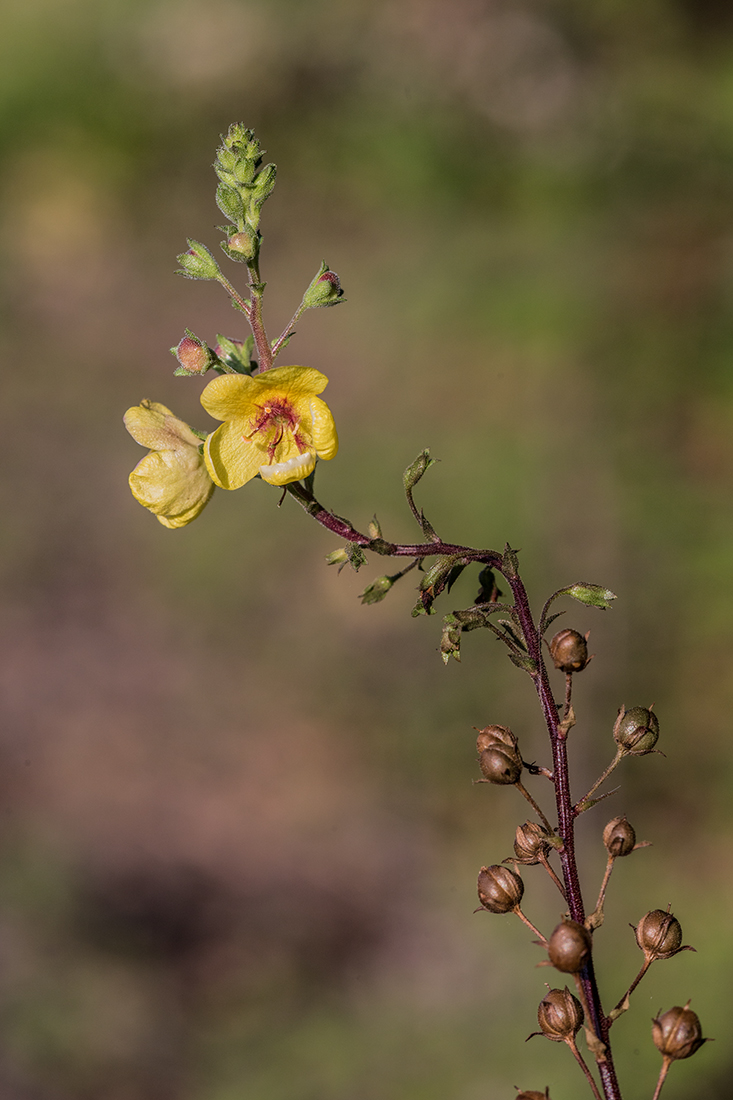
[201,365,338,489]
[124,400,214,528]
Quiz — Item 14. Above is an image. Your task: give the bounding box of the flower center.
[245,398,308,461]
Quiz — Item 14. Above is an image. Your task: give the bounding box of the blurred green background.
[1,0,732,1097]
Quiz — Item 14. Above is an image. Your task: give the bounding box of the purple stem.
[285,480,623,1100]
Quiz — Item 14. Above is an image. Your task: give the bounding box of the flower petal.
[259,449,317,486]
[309,396,339,461]
[129,449,213,521]
[200,374,258,422]
[124,401,202,451]
[256,365,329,397]
[204,420,262,490]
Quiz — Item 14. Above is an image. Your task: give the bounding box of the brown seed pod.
[613,706,660,756]
[634,909,686,961]
[514,821,552,864]
[516,1090,551,1100]
[476,724,518,754]
[652,1002,708,1060]
[537,987,584,1041]
[547,918,592,973]
[479,746,522,785]
[603,816,636,858]
[477,865,524,914]
[549,629,589,673]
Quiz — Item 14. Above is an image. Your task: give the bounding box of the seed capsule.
[479,747,522,785]
[476,724,518,754]
[613,706,659,755]
[514,821,552,864]
[477,865,524,914]
[635,909,685,961]
[537,987,584,1041]
[652,1002,707,1060]
[603,816,636,857]
[547,918,592,973]
[516,1090,550,1099]
[549,629,589,673]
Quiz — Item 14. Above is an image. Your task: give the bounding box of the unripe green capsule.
[613,706,659,756]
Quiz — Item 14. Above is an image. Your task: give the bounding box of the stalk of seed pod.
[612,908,694,1018]
[592,817,646,926]
[651,1002,708,1100]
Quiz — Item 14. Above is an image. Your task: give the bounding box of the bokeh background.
[1,0,732,1097]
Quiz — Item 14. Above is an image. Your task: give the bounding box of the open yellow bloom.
[124,400,214,528]
[201,365,338,489]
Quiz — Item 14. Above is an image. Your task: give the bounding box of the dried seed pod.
[477,865,524,914]
[652,1002,707,1060]
[603,816,636,857]
[547,918,592,973]
[479,746,522,785]
[613,706,659,756]
[514,821,552,864]
[515,1090,551,1099]
[635,909,686,961]
[537,987,584,1041]
[476,724,518,754]
[549,629,589,673]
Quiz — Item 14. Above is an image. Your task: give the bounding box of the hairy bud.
[537,987,584,1041]
[613,706,659,755]
[549,629,589,673]
[477,865,524,914]
[603,816,636,858]
[652,1002,707,1061]
[514,822,552,864]
[634,909,689,961]
[547,919,592,973]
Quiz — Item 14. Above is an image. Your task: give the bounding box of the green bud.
[367,515,382,539]
[440,614,462,663]
[360,575,394,605]
[175,239,221,281]
[301,262,345,309]
[325,548,349,569]
[403,449,435,494]
[251,162,277,204]
[216,182,245,224]
[563,583,617,610]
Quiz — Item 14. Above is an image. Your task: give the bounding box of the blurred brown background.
[1,1,732,1097]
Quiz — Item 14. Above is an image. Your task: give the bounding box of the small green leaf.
[501,544,520,579]
[508,652,538,674]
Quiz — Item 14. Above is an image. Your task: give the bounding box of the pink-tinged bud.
[174,336,209,374]
[302,262,345,308]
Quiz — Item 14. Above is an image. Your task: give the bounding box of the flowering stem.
[285,479,623,1100]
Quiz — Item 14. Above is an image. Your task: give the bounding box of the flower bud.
[547,919,592,973]
[221,225,259,263]
[603,816,636,858]
[478,747,522,785]
[537,987,584,1041]
[302,261,345,308]
[549,629,589,673]
[634,909,685,961]
[175,238,221,281]
[514,821,552,864]
[477,865,523,914]
[171,332,215,376]
[613,706,659,755]
[652,1002,707,1060]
